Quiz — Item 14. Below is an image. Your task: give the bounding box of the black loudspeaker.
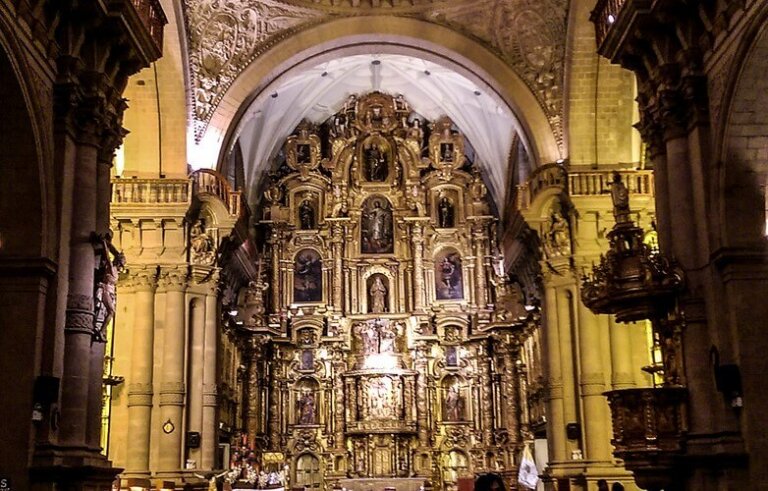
[566,422,581,440]
[186,431,201,449]
[33,376,60,406]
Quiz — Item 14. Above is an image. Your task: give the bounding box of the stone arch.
[717,4,768,247]
[210,16,560,170]
[0,21,50,491]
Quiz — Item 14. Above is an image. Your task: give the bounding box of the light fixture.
[607,14,616,24]
[556,158,565,164]
[229,309,239,316]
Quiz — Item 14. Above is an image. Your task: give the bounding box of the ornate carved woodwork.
[238,92,533,488]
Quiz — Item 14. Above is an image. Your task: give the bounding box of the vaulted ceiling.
[183,0,570,208]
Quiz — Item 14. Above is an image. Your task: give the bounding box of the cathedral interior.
[2,0,768,490]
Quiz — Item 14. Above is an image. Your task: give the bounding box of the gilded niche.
[249,92,529,488]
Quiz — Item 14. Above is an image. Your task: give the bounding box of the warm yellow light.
[362,353,399,370]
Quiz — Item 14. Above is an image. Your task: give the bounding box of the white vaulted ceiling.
[232,54,526,208]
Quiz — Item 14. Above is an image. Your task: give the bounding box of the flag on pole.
[517,445,539,490]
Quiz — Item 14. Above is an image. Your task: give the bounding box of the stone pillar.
[410,221,426,312]
[187,297,205,468]
[576,304,612,462]
[157,266,188,474]
[125,268,157,475]
[202,283,219,470]
[543,284,567,462]
[59,102,100,448]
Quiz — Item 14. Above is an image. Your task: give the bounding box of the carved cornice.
[184,0,568,147]
[157,266,189,290]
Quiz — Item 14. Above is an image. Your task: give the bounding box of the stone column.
[59,100,101,448]
[576,303,612,462]
[157,266,188,474]
[187,297,205,468]
[125,268,157,475]
[543,284,567,462]
[202,281,218,470]
[410,221,426,312]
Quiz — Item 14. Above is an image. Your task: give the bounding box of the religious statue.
[358,322,380,355]
[190,219,216,265]
[436,253,463,300]
[369,276,388,313]
[378,322,397,353]
[438,195,455,228]
[610,171,631,224]
[365,143,388,181]
[545,210,570,257]
[297,391,316,425]
[440,142,454,162]
[299,197,315,230]
[361,198,393,254]
[297,143,311,164]
[93,232,125,342]
[444,383,464,421]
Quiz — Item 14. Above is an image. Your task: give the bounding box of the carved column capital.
[123,266,159,291]
[158,266,189,291]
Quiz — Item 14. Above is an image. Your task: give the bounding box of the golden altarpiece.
[239,93,532,490]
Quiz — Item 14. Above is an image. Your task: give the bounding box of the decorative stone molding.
[65,293,95,332]
[127,383,155,407]
[159,382,187,406]
[186,0,325,138]
[157,266,189,291]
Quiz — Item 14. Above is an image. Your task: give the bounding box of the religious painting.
[363,141,389,182]
[293,249,322,303]
[445,346,458,367]
[367,274,389,313]
[435,249,463,300]
[296,143,311,164]
[296,389,317,425]
[300,349,314,371]
[442,376,465,421]
[361,196,393,254]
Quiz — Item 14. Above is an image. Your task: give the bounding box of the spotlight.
[556,158,565,164]
[607,14,616,24]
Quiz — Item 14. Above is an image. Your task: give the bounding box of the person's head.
[474,473,505,491]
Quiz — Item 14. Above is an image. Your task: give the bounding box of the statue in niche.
[297,390,316,425]
[361,197,393,254]
[364,142,388,182]
[610,171,631,224]
[190,219,216,265]
[436,251,463,300]
[93,232,125,342]
[357,322,380,355]
[379,321,397,353]
[444,383,465,421]
[368,377,394,419]
[438,195,455,228]
[544,209,570,257]
[299,197,315,230]
[293,250,322,303]
[440,142,454,162]
[368,275,388,313]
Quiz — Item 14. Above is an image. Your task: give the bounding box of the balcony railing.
[191,169,246,218]
[591,0,652,56]
[591,0,627,47]
[111,178,191,205]
[129,0,166,50]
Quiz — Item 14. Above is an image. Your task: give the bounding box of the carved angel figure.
[190,219,216,265]
[610,171,631,224]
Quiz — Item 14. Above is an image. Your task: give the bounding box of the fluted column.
[187,297,205,467]
[157,266,188,473]
[202,283,219,470]
[543,284,567,462]
[576,303,612,462]
[60,100,101,448]
[125,268,158,475]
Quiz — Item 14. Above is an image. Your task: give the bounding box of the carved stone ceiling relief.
[185,0,569,149]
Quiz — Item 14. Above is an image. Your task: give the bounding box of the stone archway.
[199,16,562,171]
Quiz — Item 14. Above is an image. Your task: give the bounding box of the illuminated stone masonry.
[238,92,535,488]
